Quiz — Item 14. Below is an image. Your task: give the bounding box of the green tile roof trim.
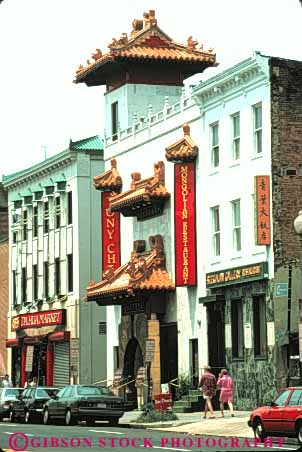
[52,174,66,183]
[2,135,103,188]
[42,179,54,187]
[31,184,43,193]
[20,189,32,197]
[69,135,103,151]
[11,193,22,202]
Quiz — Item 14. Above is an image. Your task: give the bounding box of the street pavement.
[0,411,299,452]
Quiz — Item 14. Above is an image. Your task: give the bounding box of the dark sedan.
[43,385,124,426]
[11,387,59,424]
[0,388,23,420]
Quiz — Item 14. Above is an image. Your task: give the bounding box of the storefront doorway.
[160,323,178,395]
[123,338,143,407]
[207,301,226,374]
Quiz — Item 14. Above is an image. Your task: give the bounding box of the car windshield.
[77,386,108,396]
[36,388,58,398]
[4,389,22,398]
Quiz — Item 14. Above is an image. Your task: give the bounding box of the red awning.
[48,331,70,342]
[5,339,20,348]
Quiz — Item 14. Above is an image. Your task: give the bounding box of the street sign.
[145,339,155,363]
[275,283,288,298]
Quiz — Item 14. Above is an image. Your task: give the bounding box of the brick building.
[0,183,8,376]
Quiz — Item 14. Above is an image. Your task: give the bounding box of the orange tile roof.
[109,161,170,219]
[75,10,217,84]
[165,124,199,162]
[86,235,175,304]
[93,159,123,192]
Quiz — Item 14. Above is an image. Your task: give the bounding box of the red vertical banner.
[102,192,121,272]
[255,175,271,245]
[174,162,197,286]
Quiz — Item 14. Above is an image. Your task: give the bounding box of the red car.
[248,387,302,444]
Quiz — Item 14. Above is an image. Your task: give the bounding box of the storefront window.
[253,295,267,357]
[231,299,244,359]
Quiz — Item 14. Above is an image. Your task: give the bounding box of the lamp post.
[293,211,302,383]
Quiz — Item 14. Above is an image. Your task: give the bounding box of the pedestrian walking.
[198,365,216,419]
[217,369,234,417]
[2,374,12,388]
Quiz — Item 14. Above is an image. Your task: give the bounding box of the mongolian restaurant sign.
[255,175,271,245]
[11,309,66,332]
[174,162,196,286]
[206,262,268,288]
[102,192,121,272]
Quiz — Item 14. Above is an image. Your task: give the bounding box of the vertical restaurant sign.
[255,175,271,245]
[102,192,121,272]
[174,162,197,286]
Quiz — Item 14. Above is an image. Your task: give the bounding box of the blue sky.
[0,0,301,176]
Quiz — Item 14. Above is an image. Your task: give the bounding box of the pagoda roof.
[93,159,123,192]
[109,161,170,220]
[86,235,175,305]
[75,10,217,86]
[165,124,199,163]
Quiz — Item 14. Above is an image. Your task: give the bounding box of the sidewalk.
[121,410,252,438]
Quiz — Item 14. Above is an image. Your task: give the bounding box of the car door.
[27,389,35,415]
[49,388,66,418]
[57,386,72,418]
[16,389,28,417]
[263,389,292,433]
[282,388,302,433]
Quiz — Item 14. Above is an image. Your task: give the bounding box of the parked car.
[0,388,23,420]
[43,385,124,426]
[11,387,59,424]
[248,387,302,444]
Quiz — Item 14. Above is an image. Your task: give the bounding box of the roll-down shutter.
[53,341,70,388]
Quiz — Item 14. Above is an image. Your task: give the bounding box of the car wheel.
[108,417,119,426]
[253,418,266,442]
[43,409,51,425]
[65,409,75,426]
[296,421,302,444]
[24,410,31,424]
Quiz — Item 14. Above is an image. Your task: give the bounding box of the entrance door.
[160,323,178,397]
[123,338,143,408]
[207,300,226,373]
[190,339,199,388]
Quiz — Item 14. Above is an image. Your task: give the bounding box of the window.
[232,199,241,251]
[231,299,244,359]
[211,122,219,167]
[12,271,17,306]
[44,262,49,299]
[22,210,27,241]
[67,192,72,225]
[253,103,262,154]
[253,296,267,357]
[274,389,291,407]
[33,265,38,301]
[13,232,17,244]
[67,254,73,292]
[232,113,240,160]
[21,268,27,304]
[211,206,220,256]
[43,201,49,233]
[55,197,61,229]
[111,101,119,141]
[114,346,119,371]
[55,258,60,295]
[99,322,107,335]
[33,205,38,238]
[288,389,302,406]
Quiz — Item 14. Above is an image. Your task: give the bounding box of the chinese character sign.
[255,175,271,245]
[102,192,121,272]
[174,162,197,286]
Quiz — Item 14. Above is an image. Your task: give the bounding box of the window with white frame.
[211,122,219,168]
[232,113,240,160]
[232,199,241,251]
[211,206,220,256]
[253,103,262,154]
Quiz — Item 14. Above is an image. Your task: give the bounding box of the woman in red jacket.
[217,369,234,417]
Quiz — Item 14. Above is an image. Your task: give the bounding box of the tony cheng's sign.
[102,192,121,272]
[11,309,66,332]
[206,262,268,288]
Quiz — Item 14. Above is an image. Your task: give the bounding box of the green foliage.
[133,402,178,423]
[175,372,192,400]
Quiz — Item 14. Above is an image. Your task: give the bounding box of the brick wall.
[0,240,8,374]
[270,58,302,268]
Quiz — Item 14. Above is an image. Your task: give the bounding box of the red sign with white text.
[11,309,66,331]
[102,192,121,272]
[255,175,271,245]
[174,163,197,286]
